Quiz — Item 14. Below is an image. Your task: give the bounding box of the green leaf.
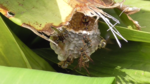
[34,41,150,84]
[114,8,138,29]
[0,15,54,71]
[115,0,150,32]
[0,0,73,29]
[0,66,115,84]
[99,22,150,43]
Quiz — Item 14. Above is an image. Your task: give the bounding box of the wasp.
[78,48,93,74]
[58,55,74,69]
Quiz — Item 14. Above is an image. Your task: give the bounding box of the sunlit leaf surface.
[0,66,115,84]
[0,15,54,71]
[0,0,73,29]
[115,0,150,31]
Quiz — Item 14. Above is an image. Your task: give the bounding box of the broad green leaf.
[115,0,150,32]
[34,40,150,84]
[0,15,54,71]
[0,66,115,84]
[1,14,48,48]
[0,0,73,29]
[114,8,139,29]
[99,22,150,43]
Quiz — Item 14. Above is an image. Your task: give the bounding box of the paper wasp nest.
[50,12,106,71]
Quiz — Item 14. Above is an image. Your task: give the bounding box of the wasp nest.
[50,12,106,72]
